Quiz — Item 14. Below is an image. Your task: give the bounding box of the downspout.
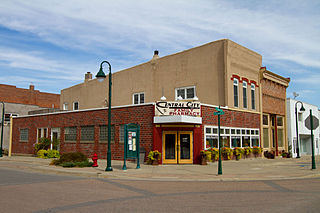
[259,68,264,152]
[9,116,13,157]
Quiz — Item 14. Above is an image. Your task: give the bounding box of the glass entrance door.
[162,131,193,164]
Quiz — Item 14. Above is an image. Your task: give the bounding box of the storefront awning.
[153,115,202,124]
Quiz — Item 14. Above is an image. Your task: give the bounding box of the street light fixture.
[0,102,5,157]
[96,61,113,171]
[295,101,305,158]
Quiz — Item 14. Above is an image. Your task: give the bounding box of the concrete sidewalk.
[0,155,319,181]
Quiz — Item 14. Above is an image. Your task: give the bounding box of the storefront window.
[222,136,230,147]
[231,136,241,147]
[277,116,283,126]
[252,137,259,147]
[206,136,218,148]
[263,128,269,148]
[277,129,284,147]
[204,126,260,148]
[263,114,268,126]
[242,136,250,147]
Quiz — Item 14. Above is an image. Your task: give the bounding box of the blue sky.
[0,0,319,107]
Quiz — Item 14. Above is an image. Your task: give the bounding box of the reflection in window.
[263,115,268,125]
[234,79,239,107]
[277,116,283,126]
[252,137,260,147]
[251,84,255,110]
[206,136,218,148]
[232,136,241,147]
[242,136,250,147]
[277,129,284,147]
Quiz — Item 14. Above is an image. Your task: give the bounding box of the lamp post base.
[105,167,113,172]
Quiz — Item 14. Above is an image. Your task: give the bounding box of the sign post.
[304,110,318,170]
[310,110,316,170]
[122,123,140,170]
[214,106,224,175]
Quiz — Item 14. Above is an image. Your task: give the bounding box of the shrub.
[47,150,60,158]
[51,152,92,167]
[37,149,60,159]
[74,160,94,168]
[34,138,51,153]
[61,162,76,167]
[37,150,48,159]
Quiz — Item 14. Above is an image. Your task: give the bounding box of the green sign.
[123,123,140,170]
[214,107,224,115]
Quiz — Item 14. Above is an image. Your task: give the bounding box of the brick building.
[10,39,289,163]
[260,67,290,156]
[0,84,60,152]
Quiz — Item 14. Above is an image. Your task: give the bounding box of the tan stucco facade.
[61,39,262,112]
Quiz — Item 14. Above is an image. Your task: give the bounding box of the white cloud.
[0,0,319,103]
[1,0,318,66]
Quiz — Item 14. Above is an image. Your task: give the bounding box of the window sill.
[64,141,76,143]
[80,141,95,144]
[99,141,115,144]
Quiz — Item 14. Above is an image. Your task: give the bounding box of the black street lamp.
[96,61,113,171]
[0,102,4,157]
[295,101,305,158]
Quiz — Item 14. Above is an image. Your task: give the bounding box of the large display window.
[204,126,260,149]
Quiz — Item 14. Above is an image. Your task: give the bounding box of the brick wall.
[202,106,260,128]
[0,84,60,108]
[261,79,286,115]
[12,104,154,160]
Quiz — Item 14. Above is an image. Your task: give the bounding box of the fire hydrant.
[92,153,98,167]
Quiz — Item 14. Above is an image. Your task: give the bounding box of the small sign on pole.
[214,106,224,175]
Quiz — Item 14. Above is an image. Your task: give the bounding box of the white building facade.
[287,98,320,158]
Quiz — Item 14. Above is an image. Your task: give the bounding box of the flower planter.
[200,155,207,165]
[152,160,159,165]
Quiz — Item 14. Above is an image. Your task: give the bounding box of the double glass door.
[162,131,193,164]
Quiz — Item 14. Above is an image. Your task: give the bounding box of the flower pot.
[152,159,159,165]
[200,155,207,165]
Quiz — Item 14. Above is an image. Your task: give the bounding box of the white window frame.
[63,103,68,110]
[132,92,145,105]
[251,83,256,110]
[73,101,79,110]
[243,81,247,109]
[37,127,48,143]
[204,125,260,149]
[175,86,196,100]
[233,79,239,107]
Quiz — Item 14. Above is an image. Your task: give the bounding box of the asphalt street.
[0,167,319,213]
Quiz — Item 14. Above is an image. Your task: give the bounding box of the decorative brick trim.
[250,80,259,87]
[231,74,241,81]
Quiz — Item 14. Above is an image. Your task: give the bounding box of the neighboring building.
[0,84,60,152]
[11,39,289,163]
[260,67,290,156]
[287,99,320,157]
